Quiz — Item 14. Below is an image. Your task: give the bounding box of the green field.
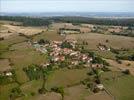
[0,83,19,100]
[46,68,89,90]
[1,41,48,83]
[32,30,64,41]
[103,73,134,100]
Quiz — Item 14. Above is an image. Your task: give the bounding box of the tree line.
[0,16,51,26]
[51,17,134,26]
[0,16,134,26]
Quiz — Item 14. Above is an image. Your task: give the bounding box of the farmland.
[0,18,134,100]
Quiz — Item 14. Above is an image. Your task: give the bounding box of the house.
[41,63,50,68]
[59,56,65,61]
[63,48,72,55]
[71,61,79,65]
[96,84,104,90]
[70,51,78,56]
[5,72,12,76]
[92,64,103,69]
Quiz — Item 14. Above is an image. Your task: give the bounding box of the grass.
[66,33,134,50]
[46,68,89,90]
[32,30,64,41]
[94,50,116,59]
[0,35,27,46]
[0,83,19,100]
[1,42,48,83]
[103,73,134,100]
[0,59,11,71]
[19,79,43,100]
[64,84,91,100]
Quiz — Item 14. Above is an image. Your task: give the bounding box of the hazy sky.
[0,0,134,13]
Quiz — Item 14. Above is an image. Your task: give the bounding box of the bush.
[10,87,23,99]
[38,88,47,94]
[61,41,73,49]
[122,69,130,75]
[116,58,122,64]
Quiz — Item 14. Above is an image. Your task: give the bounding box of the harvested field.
[52,23,91,33]
[103,75,134,100]
[85,91,112,100]
[0,34,27,46]
[66,33,134,50]
[32,30,64,41]
[1,42,48,83]
[20,79,43,94]
[0,83,19,100]
[32,92,61,100]
[64,84,91,100]
[0,59,11,71]
[106,59,134,75]
[2,24,46,36]
[46,68,89,90]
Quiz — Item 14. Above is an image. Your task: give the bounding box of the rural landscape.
[0,0,134,100]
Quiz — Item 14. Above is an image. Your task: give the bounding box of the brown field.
[0,59,11,71]
[66,33,134,50]
[85,91,113,100]
[46,68,89,90]
[32,30,64,41]
[0,34,27,45]
[51,23,91,33]
[0,83,19,100]
[0,24,16,38]
[31,92,61,100]
[2,24,46,36]
[64,84,91,100]
[106,59,134,75]
[1,42,48,83]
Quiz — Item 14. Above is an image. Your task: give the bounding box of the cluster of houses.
[30,39,93,68]
[97,43,110,51]
[0,70,13,77]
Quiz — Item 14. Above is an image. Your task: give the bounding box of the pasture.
[1,42,48,83]
[66,33,134,50]
[0,59,11,71]
[46,68,89,90]
[103,75,134,100]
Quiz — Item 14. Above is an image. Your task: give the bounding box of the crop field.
[26,92,61,100]
[0,83,19,100]
[51,23,91,33]
[106,59,134,75]
[32,30,64,41]
[85,91,112,100]
[2,24,46,36]
[0,21,134,100]
[66,33,134,50]
[64,84,91,100]
[0,59,11,71]
[46,68,89,90]
[0,34,27,47]
[1,42,48,83]
[18,80,43,99]
[103,75,134,100]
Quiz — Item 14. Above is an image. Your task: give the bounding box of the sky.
[0,0,134,13]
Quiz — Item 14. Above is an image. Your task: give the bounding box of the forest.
[0,16,134,26]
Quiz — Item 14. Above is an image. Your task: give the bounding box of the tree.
[93,69,104,84]
[51,87,65,100]
[61,41,73,49]
[122,69,130,75]
[39,68,52,94]
[10,87,23,99]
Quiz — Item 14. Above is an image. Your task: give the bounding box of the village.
[0,16,134,100]
[30,39,94,69]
